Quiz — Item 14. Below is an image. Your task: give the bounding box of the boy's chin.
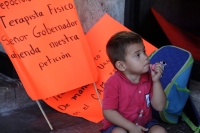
[143,68,150,73]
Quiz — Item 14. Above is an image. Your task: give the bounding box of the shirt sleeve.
[102,77,119,110]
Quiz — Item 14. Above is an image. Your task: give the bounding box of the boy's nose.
[143,54,148,60]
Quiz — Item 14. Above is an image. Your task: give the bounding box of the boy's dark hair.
[106,31,143,69]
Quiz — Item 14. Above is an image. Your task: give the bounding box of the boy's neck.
[122,71,141,84]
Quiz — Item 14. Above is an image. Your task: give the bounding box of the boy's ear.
[115,61,126,71]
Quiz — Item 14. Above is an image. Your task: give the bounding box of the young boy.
[101,31,167,133]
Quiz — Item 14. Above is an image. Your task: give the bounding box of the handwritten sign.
[0,0,98,100]
[43,14,158,123]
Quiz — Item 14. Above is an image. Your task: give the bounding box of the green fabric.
[181,112,200,133]
[174,82,190,93]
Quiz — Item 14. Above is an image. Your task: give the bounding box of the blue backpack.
[149,45,194,124]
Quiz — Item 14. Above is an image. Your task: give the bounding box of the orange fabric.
[44,14,158,123]
[151,8,200,61]
[0,0,97,100]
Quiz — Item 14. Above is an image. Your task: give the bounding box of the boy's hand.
[129,125,148,133]
[150,63,163,82]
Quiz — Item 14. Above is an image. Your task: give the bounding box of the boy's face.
[124,43,150,74]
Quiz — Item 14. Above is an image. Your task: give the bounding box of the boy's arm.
[150,63,166,111]
[151,80,166,111]
[103,109,148,133]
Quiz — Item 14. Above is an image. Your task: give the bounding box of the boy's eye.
[136,54,140,57]
[143,50,146,54]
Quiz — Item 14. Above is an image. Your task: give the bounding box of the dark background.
[124,0,200,81]
[0,52,19,79]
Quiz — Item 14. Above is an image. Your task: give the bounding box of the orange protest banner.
[43,14,158,123]
[0,0,98,100]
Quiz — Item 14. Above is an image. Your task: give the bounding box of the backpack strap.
[181,112,200,133]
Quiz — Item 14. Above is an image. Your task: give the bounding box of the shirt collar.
[116,71,149,85]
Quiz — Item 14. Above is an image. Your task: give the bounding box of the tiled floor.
[0,100,194,133]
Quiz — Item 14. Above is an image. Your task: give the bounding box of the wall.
[0,0,125,53]
[74,0,125,33]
